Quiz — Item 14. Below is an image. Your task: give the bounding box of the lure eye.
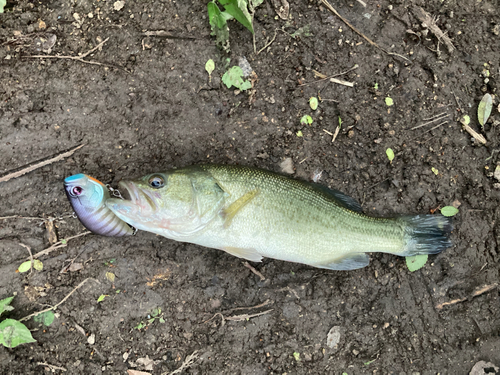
[148,175,165,189]
[72,186,83,196]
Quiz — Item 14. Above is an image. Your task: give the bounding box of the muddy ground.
[0,0,499,374]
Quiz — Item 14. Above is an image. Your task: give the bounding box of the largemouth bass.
[105,165,452,270]
[64,174,134,237]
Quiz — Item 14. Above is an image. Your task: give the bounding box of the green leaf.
[441,206,459,217]
[218,0,254,33]
[406,254,428,272]
[478,93,493,128]
[385,97,394,106]
[462,115,470,125]
[97,294,107,302]
[0,319,36,348]
[374,82,378,90]
[296,130,303,137]
[386,148,394,162]
[19,260,43,272]
[309,97,318,110]
[0,0,5,13]
[431,167,439,175]
[60,238,67,245]
[33,260,43,271]
[338,117,342,128]
[293,352,300,361]
[222,66,251,90]
[33,311,55,326]
[205,59,215,76]
[0,296,15,317]
[300,115,313,125]
[291,25,312,38]
[207,2,231,49]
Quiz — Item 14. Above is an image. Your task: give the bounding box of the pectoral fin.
[222,189,259,229]
[221,246,263,262]
[313,253,370,270]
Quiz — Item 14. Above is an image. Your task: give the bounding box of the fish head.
[106,169,227,238]
[64,174,109,215]
[105,172,196,235]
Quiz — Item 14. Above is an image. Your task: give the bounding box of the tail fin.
[398,215,453,256]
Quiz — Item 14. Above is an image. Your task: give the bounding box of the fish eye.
[148,175,165,189]
[72,186,83,196]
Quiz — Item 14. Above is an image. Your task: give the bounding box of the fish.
[105,164,452,270]
[64,174,134,237]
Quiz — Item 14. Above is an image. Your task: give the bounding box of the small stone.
[87,333,95,345]
[326,326,341,348]
[493,165,500,181]
[113,1,125,11]
[347,130,354,138]
[280,158,294,174]
[352,349,359,356]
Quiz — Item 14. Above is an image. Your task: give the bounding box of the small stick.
[319,0,410,62]
[225,309,273,321]
[300,64,358,86]
[0,215,45,221]
[0,144,85,183]
[330,77,354,87]
[30,231,91,259]
[20,278,97,321]
[436,283,498,310]
[228,299,272,313]
[27,38,115,68]
[243,261,265,280]
[257,29,278,55]
[332,126,341,142]
[37,363,67,372]
[460,118,487,145]
[411,113,449,130]
[19,243,34,274]
[164,351,199,375]
[411,6,455,53]
[142,31,197,40]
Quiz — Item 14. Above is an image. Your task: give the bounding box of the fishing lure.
[64,174,134,236]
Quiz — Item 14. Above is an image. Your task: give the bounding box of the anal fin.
[221,246,263,262]
[222,189,259,229]
[313,253,370,271]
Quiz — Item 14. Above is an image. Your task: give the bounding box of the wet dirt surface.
[0,0,499,374]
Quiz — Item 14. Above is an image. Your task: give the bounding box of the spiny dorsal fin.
[309,182,363,212]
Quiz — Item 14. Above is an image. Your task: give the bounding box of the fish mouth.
[117,181,157,212]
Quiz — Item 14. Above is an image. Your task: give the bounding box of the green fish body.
[106,164,452,270]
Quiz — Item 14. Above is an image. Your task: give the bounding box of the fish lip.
[118,181,157,211]
[118,181,140,204]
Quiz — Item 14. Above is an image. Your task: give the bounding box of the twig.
[20,278,98,321]
[0,215,45,221]
[142,31,197,40]
[257,29,278,55]
[26,38,116,68]
[164,351,199,375]
[411,6,455,53]
[411,113,449,130]
[30,231,91,259]
[19,243,34,274]
[436,283,498,310]
[460,118,487,145]
[37,363,67,372]
[244,261,265,280]
[227,299,272,313]
[225,309,273,321]
[0,144,85,183]
[319,0,410,62]
[300,65,358,86]
[329,77,354,87]
[279,286,300,299]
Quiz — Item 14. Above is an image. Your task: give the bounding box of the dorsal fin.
[309,182,363,212]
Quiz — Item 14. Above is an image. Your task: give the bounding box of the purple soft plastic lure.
[64,174,134,236]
